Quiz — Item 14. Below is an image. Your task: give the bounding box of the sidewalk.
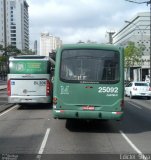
[0,85,7,90]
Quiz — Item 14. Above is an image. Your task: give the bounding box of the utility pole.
[125,0,151,87]
[3,0,7,55]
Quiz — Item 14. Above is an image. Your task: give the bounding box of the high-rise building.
[113,12,150,81]
[34,40,37,55]
[40,33,62,56]
[0,0,29,51]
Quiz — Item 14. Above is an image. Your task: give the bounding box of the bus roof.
[59,43,123,51]
[9,55,49,61]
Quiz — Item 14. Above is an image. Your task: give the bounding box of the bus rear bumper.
[53,110,123,120]
[8,96,52,104]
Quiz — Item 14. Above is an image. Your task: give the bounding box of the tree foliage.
[3,45,21,56]
[0,45,35,63]
[0,56,7,62]
[0,44,4,51]
[124,41,145,68]
[21,49,35,55]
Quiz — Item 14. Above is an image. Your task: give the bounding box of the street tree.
[0,56,7,62]
[124,41,145,80]
[3,45,21,56]
[21,49,35,55]
[0,44,4,51]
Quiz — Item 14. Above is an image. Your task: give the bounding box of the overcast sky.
[27,0,149,50]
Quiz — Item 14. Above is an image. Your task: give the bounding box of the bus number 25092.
[98,87,118,93]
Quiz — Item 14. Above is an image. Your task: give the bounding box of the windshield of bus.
[60,49,120,83]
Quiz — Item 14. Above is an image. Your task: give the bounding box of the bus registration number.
[83,106,95,110]
[34,80,46,86]
[98,87,118,93]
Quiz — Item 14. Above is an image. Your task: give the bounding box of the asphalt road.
[0,89,7,102]
[0,89,13,113]
[0,97,151,160]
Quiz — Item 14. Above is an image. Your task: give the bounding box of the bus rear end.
[53,44,124,120]
[7,56,52,104]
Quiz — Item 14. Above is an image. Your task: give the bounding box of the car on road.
[125,81,151,99]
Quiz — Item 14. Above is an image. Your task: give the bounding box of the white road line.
[38,128,50,155]
[0,105,18,117]
[120,130,148,160]
[127,101,142,109]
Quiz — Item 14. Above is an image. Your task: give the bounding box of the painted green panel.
[53,44,124,120]
[9,61,49,74]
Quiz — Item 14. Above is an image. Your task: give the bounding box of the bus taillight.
[53,97,57,104]
[46,80,51,96]
[7,80,11,96]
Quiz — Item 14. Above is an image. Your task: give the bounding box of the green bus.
[53,44,124,120]
[7,55,53,104]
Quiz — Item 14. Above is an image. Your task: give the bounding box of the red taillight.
[115,112,123,115]
[149,87,151,91]
[53,97,57,104]
[133,87,137,91]
[112,112,123,115]
[7,80,11,96]
[46,80,51,96]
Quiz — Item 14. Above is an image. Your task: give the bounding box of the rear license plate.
[141,93,146,95]
[82,106,95,110]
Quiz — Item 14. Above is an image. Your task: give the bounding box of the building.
[0,0,29,52]
[113,12,150,81]
[40,33,62,56]
[34,40,37,55]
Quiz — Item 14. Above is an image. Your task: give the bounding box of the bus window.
[60,49,119,83]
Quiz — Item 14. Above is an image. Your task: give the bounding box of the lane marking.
[0,105,18,117]
[38,128,50,154]
[120,130,148,160]
[127,101,142,109]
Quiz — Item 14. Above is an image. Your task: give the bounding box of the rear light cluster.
[46,80,52,96]
[53,97,57,104]
[149,87,151,91]
[7,80,11,96]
